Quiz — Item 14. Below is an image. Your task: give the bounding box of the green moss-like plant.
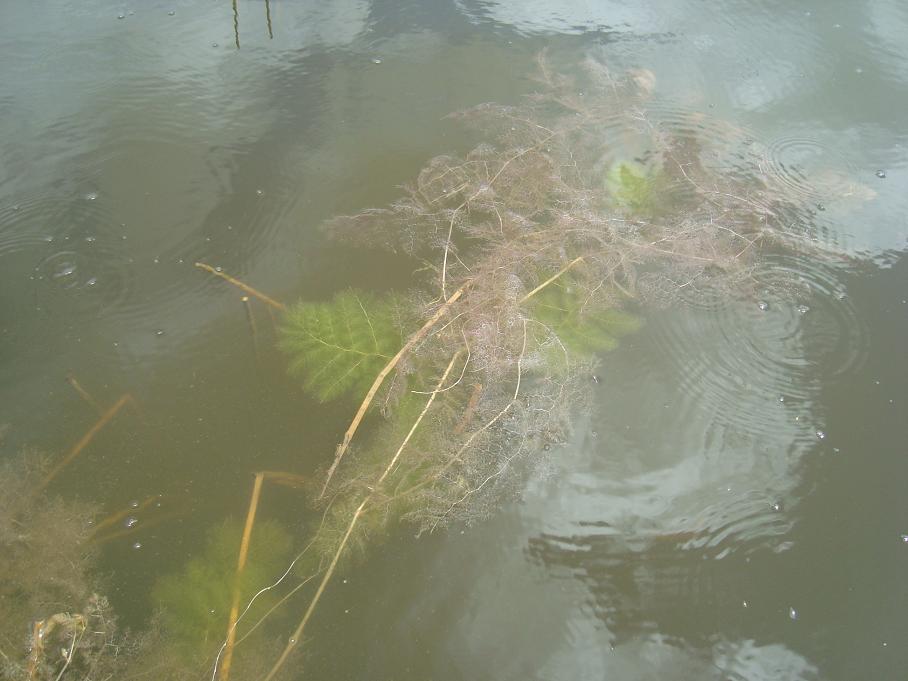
[152,519,292,656]
[278,290,402,402]
[605,160,659,213]
[528,278,642,357]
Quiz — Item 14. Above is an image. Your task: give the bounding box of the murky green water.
[2,1,906,680]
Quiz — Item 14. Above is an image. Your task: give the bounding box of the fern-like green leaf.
[528,279,642,357]
[279,289,401,402]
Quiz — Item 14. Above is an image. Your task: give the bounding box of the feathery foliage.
[528,278,643,356]
[279,290,402,402]
[151,519,292,656]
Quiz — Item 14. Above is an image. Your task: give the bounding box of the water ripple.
[646,253,867,441]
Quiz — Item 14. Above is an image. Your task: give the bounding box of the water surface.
[1,1,906,679]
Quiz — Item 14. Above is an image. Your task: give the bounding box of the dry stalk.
[38,393,134,491]
[65,374,104,415]
[195,262,286,311]
[264,350,462,681]
[318,282,471,498]
[219,472,265,681]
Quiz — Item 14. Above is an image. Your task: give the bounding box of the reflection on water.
[1,0,906,680]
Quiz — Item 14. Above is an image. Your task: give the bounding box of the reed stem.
[195,262,286,310]
[219,472,265,681]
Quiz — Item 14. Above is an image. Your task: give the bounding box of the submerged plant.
[151,519,293,656]
[205,52,839,679]
[0,452,142,681]
[279,290,404,403]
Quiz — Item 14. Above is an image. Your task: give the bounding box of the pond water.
[1,1,906,680]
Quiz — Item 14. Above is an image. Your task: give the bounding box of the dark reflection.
[233,0,240,49]
[265,0,273,39]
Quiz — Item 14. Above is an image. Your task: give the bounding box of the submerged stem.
[318,282,470,498]
[264,350,462,681]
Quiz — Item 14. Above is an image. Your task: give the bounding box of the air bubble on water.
[85,192,98,201]
[288,637,297,645]
[371,58,382,64]
[124,517,138,528]
[215,266,223,272]
[167,10,175,16]
[54,263,76,279]
[256,189,264,196]
[85,277,97,287]
[212,42,219,48]
[900,533,908,544]
[117,13,126,20]
[132,541,142,549]
[155,329,165,336]
[796,304,810,314]
[778,395,785,403]
[876,170,886,179]
[816,430,826,440]
[742,600,748,608]
[788,606,799,621]
[854,67,863,74]
[591,430,598,438]
[130,500,139,508]
[816,203,825,211]
[757,300,769,311]
[153,257,160,264]
[771,501,782,512]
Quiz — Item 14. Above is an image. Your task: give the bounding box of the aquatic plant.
[279,290,404,403]
[0,452,143,681]
[151,519,293,655]
[196,52,838,679]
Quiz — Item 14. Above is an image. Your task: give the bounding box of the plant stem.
[219,472,265,681]
[195,262,286,311]
[519,256,585,303]
[318,282,470,498]
[38,393,133,491]
[264,351,462,681]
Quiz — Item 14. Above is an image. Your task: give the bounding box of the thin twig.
[195,263,286,311]
[65,374,104,415]
[219,472,265,681]
[38,394,133,491]
[318,282,470,498]
[264,351,462,681]
[519,256,585,303]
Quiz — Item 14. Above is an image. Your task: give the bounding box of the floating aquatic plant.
[196,51,843,681]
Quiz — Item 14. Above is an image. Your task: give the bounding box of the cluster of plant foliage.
[3,52,834,681]
[259,52,828,679]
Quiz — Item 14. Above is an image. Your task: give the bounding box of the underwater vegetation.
[249,52,837,680]
[4,51,846,681]
[0,452,144,681]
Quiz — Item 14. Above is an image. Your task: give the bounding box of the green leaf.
[605,160,657,213]
[279,290,401,402]
[528,279,642,358]
[152,519,292,654]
